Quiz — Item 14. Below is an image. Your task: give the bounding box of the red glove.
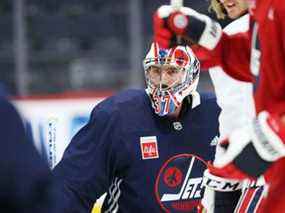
[209,111,285,180]
[153,5,222,49]
[153,6,177,49]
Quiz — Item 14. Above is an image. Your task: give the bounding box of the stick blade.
[170,0,183,9]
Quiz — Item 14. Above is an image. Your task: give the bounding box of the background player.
[152,0,285,211]
[203,1,265,212]
[208,0,254,158]
[53,43,222,212]
[0,95,59,212]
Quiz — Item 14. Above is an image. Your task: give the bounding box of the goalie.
[53,43,223,212]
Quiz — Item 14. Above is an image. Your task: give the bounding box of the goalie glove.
[153,5,222,49]
[209,111,285,180]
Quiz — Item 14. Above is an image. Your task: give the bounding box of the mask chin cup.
[149,90,179,116]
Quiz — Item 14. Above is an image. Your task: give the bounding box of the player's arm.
[201,3,285,180]
[207,111,285,181]
[196,32,252,81]
[153,5,252,82]
[53,105,129,212]
[274,3,285,120]
[0,97,58,212]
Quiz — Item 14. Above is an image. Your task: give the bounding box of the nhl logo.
[173,122,183,131]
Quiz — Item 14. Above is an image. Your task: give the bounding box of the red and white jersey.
[209,14,266,213]
[194,0,285,212]
[195,0,285,116]
[209,14,255,141]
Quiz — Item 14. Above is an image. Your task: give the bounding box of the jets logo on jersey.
[155,154,207,212]
[140,136,159,160]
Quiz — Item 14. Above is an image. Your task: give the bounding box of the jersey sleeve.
[209,67,255,141]
[0,97,57,212]
[273,2,285,115]
[193,31,253,82]
[53,104,130,212]
[277,2,285,62]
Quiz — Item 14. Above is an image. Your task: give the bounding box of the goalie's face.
[143,43,200,117]
[146,65,186,91]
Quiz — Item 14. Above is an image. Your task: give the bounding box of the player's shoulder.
[199,92,218,105]
[0,96,25,137]
[0,95,12,109]
[91,89,148,117]
[110,89,147,104]
[0,96,19,118]
[189,92,220,138]
[223,14,249,35]
[194,92,221,115]
[98,89,146,109]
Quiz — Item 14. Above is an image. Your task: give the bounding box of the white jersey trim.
[105,177,123,213]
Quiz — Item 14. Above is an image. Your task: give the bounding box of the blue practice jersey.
[0,97,59,212]
[54,89,220,212]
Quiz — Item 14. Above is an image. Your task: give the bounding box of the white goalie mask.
[143,42,200,116]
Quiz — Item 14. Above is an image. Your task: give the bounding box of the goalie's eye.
[164,66,180,75]
[148,66,160,75]
[147,65,181,79]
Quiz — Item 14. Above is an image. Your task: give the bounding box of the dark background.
[0,0,231,96]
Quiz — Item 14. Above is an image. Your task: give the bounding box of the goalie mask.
[143,42,200,116]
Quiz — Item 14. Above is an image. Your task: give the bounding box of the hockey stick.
[171,0,183,10]
[170,0,185,44]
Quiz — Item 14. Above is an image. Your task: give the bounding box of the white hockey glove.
[209,111,285,180]
[153,5,222,49]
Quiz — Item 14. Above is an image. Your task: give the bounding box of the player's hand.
[202,168,243,212]
[203,168,243,192]
[209,111,285,180]
[153,5,222,49]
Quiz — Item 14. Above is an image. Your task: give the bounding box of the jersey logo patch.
[140,136,159,160]
[155,154,207,212]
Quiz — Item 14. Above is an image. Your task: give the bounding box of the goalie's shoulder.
[0,96,22,123]
[198,92,220,112]
[90,89,149,119]
[191,92,221,126]
[97,89,146,109]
